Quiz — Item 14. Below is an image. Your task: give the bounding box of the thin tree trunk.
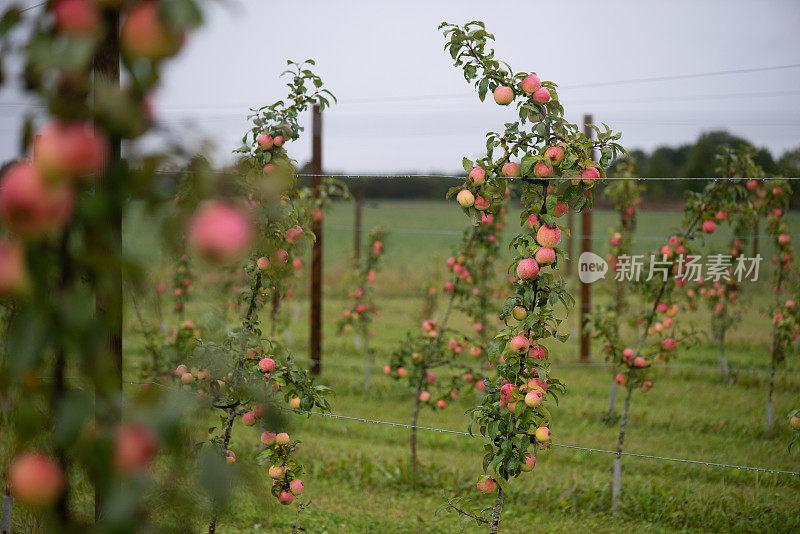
[54,229,72,525]
[1,488,12,534]
[606,235,625,419]
[489,487,504,534]
[718,324,729,379]
[606,378,619,418]
[612,377,634,512]
[766,262,785,435]
[410,372,425,483]
[766,361,776,435]
[208,406,238,534]
[0,307,13,416]
[269,291,280,338]
[717,301,730,379]
[408,248,465,480]
[362,334,372,391]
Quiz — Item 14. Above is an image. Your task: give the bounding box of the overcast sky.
[1,0,799,173]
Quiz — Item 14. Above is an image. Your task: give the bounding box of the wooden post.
[310,105,323,375]
[354,184,364,264]
[580,114,593,363]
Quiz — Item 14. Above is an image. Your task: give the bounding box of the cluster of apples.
[53,0,186,61]
[339,230,386,335]
[513,217,563,283]
[695,278,740,315]
[169,350,284,414]
[261,431,306,505]
[492,73,551,106]
[253,225,305,274]
[612,303,680,390]
[606,196,640,269]
[0,121,108,296]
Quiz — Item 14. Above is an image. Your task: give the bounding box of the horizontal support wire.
[290,356,800,375]
[107,379,800,476]
[45,361,800,380]
[297,174,799,181]
[324,223,800,241]
[150,170,800,181]
[284,408,800,477]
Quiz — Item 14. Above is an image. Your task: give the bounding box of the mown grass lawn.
[7,199,798,533]
[123,200,800,533]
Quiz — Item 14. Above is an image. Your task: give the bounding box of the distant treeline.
[298,130,800,208]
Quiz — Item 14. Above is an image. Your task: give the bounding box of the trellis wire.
[47,359,800,378]
[289,356,800,376]
[109,379,800,476]
[284,408,800,477]
[297,173,800,181]
[150,170,800,181]
[325,223,800,241]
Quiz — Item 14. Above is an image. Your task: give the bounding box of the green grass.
[8,200,800,533]
[127,200,800,533]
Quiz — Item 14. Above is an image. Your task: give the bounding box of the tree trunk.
[209,406,238,534]
[612,377,634,512]
[0,308,13,417]
[408,263,464,482]
[766,360,776,435]
[363,335,372,391]
[718,325,729,379]
[766,263,784,436]
[606,377,619,418]
[269,291,280,338]
[410,372,425,483]
[718,302,730,379]
[1,488,12,534]
[489,487,504,534]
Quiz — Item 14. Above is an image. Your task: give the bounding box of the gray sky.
[2,0,800,173]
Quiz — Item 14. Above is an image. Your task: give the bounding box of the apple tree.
[593,172,763,510]
[438,20,625,532]
[599,163,643,419]
[0,0,251,531]
[338,226,388,390]
[384,199,508,482]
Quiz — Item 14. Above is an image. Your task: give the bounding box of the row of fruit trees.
[0,4,797,533]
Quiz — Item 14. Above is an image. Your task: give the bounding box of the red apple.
[544,146,564,166]
[516,258,540,280]
[476,477,497,493]
[8,453,64,508]
[532,88,550,103]
[456,189,474,208]
[493,86,513,105]
[114,423,159,472]
[257,133,274,149]
[187,201,253,263]
[536,225,561,248]
[53,0,101,35]
[0,162,74,238]
[521,74,541,95]
[121,1,183,60]
[533,162,552,178]
[469,167,486,185]
[502,162,521,177]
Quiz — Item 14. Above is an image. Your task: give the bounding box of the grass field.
[11,199,798,532]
